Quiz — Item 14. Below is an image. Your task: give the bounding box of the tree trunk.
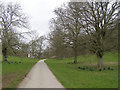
[73,47,77,64]
[2,47,8,62]
[74,55,77,64]
[97,56,103,68]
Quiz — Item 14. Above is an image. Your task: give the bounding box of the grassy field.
[45,52,118,88]
[0,47,1,88]
[2,56,39,88]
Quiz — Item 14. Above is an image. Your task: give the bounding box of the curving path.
[18,59,64,88]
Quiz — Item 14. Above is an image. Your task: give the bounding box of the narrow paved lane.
[18,59,64,88]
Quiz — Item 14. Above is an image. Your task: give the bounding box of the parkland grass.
[45,52,118,88]
[2,56,39,88]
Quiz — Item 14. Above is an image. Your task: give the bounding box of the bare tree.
[48,18,69,59]
[28,33,39,58]
[80,1,119,68]
[53,2,84,63]
[0,3,28,62]
[29,35,45,59]
[36,36,46,59]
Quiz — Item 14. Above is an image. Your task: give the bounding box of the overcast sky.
[1,0,69,37]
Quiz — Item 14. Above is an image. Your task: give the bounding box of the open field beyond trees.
[45,52,118,88]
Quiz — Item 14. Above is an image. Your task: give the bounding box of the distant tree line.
[45,1,119,68]
[28,35,45,59]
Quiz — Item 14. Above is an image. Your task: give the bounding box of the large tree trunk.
[97,55,103,68]
[74,55,77,64]
[73,47,77,64]
[2,47,8,62]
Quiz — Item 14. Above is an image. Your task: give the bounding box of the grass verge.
[2,56,39,88]
[45,52,118,88]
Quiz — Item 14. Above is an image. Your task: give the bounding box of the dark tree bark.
[96,50,104,68]
[73,46,77,63]
[2,47,8,62]
[97,56,103,68]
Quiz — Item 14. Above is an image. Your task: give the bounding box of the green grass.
[2,56,40,88]
[45,52,118,88]
[0,54,1,89]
